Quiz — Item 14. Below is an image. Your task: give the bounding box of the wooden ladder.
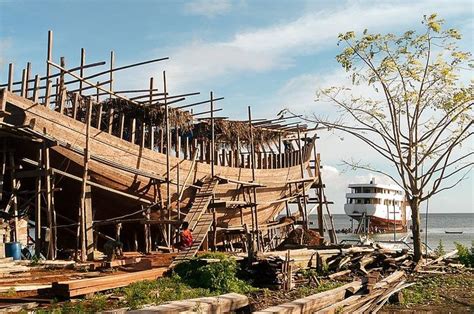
[171,177,218,266]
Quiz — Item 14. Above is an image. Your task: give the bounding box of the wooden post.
[9,153,19,243]
[164,71,171,245]
[7,63,14,92]
[109,51,114,97]
[210,91,215,177]
[79,98,93,261]
[79,48,85,95]
[33,75,40,103]
[144,207,151,253]
[119,114,125,138]
[25,62,31,98]
[51,173,57,259]
[20,68,26,97]
[95,81,102,128]
[236,136,240,167]
[35,147,42,256]
[45,30,53,106]
[159,128,164,153]
[0,143,5,202]
[43,145,55,259]
[149,77,154,149]
[297,126,309,230]
[72,92,79,119]
[176,126,181,219]
[141,122,146,149]
[316,153,324,238]
[248,106,260,252]
[107,107,114,134]
[45,80,52,108]
[59,57,66,113]
[212,209,217,252]
[130,118,136,143]
[184,137,189,159]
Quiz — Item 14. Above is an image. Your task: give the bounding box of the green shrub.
[434,240,445,257]
[173,252,256,294]
[455,242,474,267]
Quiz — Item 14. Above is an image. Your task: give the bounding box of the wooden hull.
[1,90,314,228]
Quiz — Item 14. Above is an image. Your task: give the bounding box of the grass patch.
[121,275,215,309]
[402,275,474,306]
[43,294,112,313]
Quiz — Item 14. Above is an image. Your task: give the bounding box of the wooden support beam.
[163,70,171,245]
[33,75,40,103]
[43,145,55,259]
[48,61,142,106]
[44,30,53,106]
[0,143,6,202]
[7,63,14,92]
[210,91,215,177]
[79,98,92,262]
[20,68,26,97]
[8,152,19,243]
[25,62,31,98]
[58,57,66,113]
[248,106,260,252]
[34,147,42,257]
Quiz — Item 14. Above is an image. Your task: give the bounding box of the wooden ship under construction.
[0,31,336,263]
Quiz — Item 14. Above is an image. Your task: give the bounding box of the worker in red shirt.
[176,222,193,250]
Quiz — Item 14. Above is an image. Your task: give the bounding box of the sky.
[0,0,473,214]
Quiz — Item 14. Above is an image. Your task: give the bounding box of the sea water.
[309,213,474,251]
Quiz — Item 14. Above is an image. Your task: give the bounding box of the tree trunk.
[410,198,422,262]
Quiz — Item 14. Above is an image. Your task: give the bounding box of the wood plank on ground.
[253,281,362,314]
[40,267,167,298]
[128,293,248,313]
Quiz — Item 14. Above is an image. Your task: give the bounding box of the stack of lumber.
[416,249,464,274]
[250,246,414,289]
[39,267,166,298]
[0,257,30,277]
[255,270,410,313]
[128,293,249,313]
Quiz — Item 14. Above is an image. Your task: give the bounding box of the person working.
[176,222,193,250]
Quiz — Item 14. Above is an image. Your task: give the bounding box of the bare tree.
[287,14,473,261]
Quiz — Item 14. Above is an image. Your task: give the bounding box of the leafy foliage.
[434,240,446,257]
[173,252,256,294]
[293,13,474,261]
[455,242,474,267]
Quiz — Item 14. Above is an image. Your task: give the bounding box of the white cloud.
[159,0,471,91]
[184,0,232,18]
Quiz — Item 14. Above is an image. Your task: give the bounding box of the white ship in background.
[344,178,411,233]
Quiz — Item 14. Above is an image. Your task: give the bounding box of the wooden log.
[327,269,351,280]
[43,267,167,298]
[424,249,458,267]
[127,293,248,313]
[254,280,362,314]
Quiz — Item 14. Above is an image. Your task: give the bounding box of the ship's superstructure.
[344,179,411,233]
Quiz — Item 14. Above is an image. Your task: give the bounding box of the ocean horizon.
[309,212,474,251]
